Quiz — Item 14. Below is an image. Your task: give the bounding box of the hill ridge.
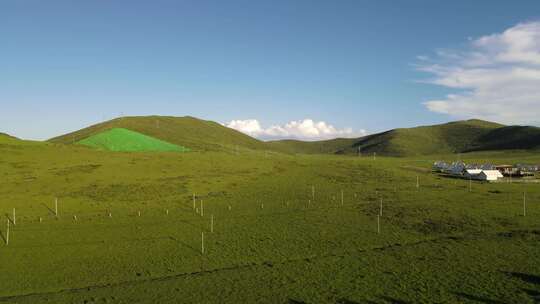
[49,116,267,152]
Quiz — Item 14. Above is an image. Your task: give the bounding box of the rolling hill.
[48,117,540,156]
[77,128,190,152]
[266,138,358,154]
[269,119,540,156]
[349,119,505,156]
[0,132,21,144]
[49,116,267,152]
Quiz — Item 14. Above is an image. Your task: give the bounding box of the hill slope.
[77,128,190,152]
[466,125,540,152]
[49,116,266,152]
[350,119,505,156]
[268,119,540,156]
[0,132,21,144]
[266,138,358,154]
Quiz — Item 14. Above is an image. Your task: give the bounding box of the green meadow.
[0,138,539,303]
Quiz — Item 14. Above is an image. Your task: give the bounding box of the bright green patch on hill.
[77,128,190,152]
[50,116,266,152]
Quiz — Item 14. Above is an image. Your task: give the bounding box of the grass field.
[0,139,539,303]
[77,128,190,152]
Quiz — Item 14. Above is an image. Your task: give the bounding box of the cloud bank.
[418,21,540,125]
[225,119,366,141]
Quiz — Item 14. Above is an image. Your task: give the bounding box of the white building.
[474,170,503,181]
[465,169,482,176]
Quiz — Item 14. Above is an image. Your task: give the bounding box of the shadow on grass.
[455,292,506,304]
[505,272,540,285]
[3,213,15,225]
[378,296,411,304]
[335,299,362,304]
[504,272,540,303]
[41,203,56,215]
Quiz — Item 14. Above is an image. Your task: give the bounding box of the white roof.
[480,170,503,178]
[465,169,482,175]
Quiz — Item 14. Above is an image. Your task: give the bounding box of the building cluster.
[432,161,539,181]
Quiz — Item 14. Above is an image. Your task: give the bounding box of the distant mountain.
[269,119,540,156]
[49,116,267,152]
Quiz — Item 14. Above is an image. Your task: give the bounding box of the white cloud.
[419,21,540,125]
[224,119,366,141]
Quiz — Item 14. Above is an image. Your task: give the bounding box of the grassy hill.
[268,119,505,156]
[269,119,539,156]
[49,117,540,156]
[467,125,540,152]
[77,128,190,152]
[49,116,267,152]
[0,132,19,143]
[266,138,357,154]
[350,119,505,156]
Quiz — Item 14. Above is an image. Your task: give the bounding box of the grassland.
[77,128,190,152]
[0,138,539,303]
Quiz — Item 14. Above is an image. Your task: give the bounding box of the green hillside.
[351,119,504,156]
[77,128,190,152]
[49,116,266,152]
[267,138,357,154]
[467,125,540,152]
[49,117,540,156]
[269,119,513,156]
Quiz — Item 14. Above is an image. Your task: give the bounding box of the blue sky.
[1,0,539,140]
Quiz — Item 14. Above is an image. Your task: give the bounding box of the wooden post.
[6,219,9,245]
[166,209,169,215]
[416,176,419,189]
[55,197,58,216]
[261,202,264,209]
[108,212,112,218]
[201,232,205,254]
[138,210,141,217]
[12,208,16,226]
[39,217,42,223]
[341,190,344,206]
[192,194,195,210]
[74,215,77,221]
[200,200,204,217]
[228,205,232,211]
[377,215,380,234]
[308,200,311,208]
[523,192,526,217]
[379,198,383,216]
[312,185,315,201]
[211,214,214,233]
